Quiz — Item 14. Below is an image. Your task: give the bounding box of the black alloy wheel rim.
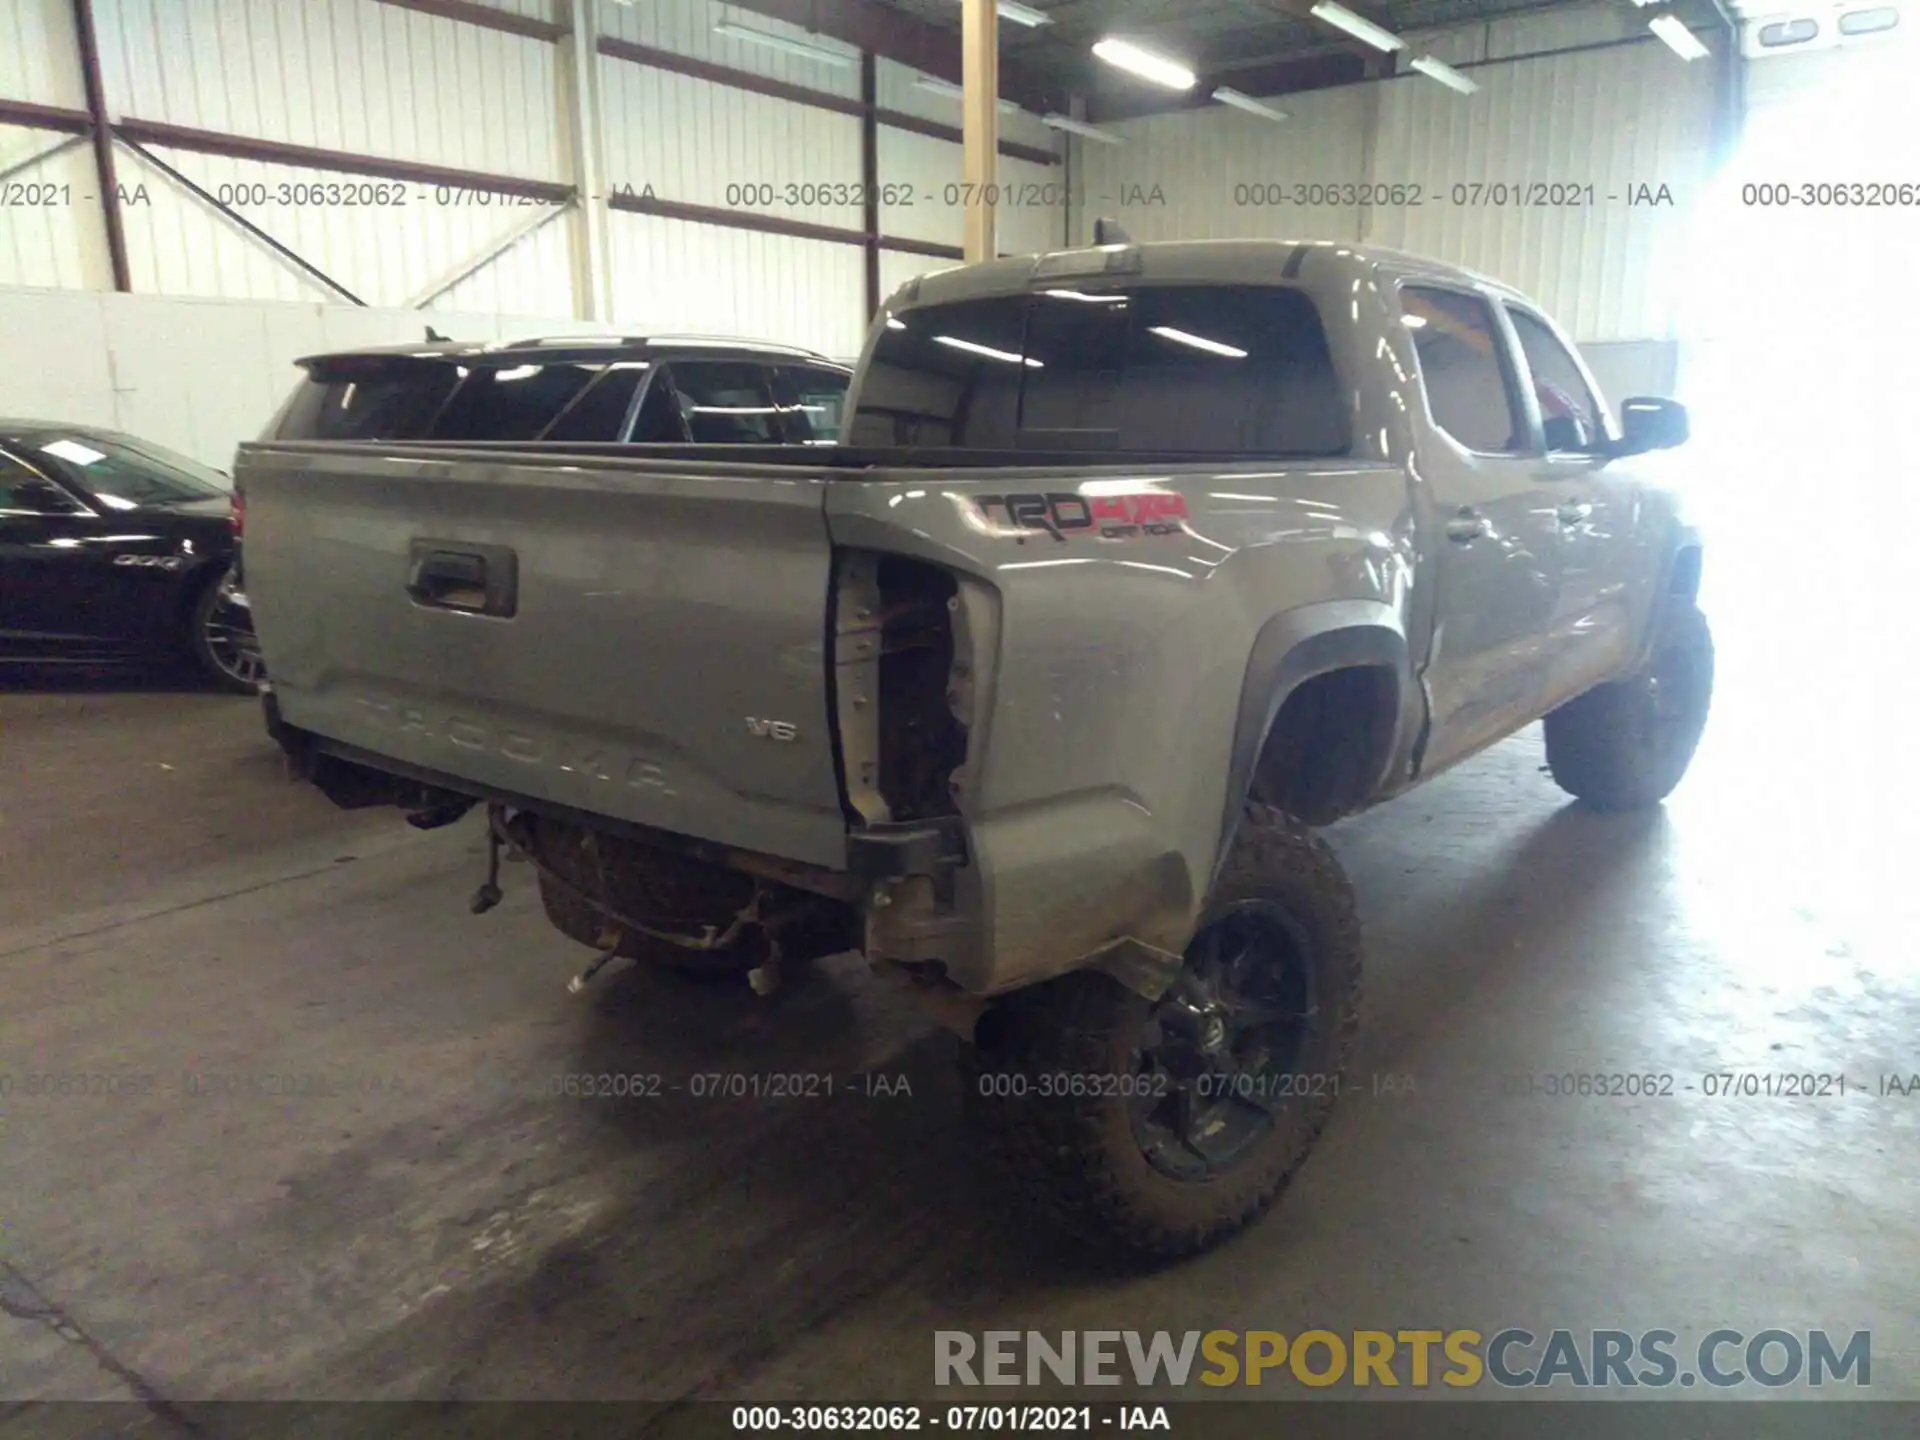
[202,575,265,689]
[1129,901,1319,1181]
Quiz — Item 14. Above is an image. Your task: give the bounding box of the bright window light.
[1149,325,1248,358]
[40,439,106,466]
[935,335,1042,367]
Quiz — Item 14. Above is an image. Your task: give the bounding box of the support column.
[861,51,881,316]
[960,0,998,263]
[564,0,613,321]
[71,0,130,292]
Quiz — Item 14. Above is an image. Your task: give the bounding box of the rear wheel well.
[1251,666,1399,826]
[1668,546,1702,603]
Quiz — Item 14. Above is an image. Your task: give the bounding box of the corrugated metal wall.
[3,0,1728,361]
[1073,86,1375,246]
[1375,7,1717,342]
[106,0,570,311]
[599,0,866,351]
[0,0,108,289]
[1074,2,1719,343]
[873,56,1064,260]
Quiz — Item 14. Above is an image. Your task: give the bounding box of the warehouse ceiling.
[871,0,1732,118]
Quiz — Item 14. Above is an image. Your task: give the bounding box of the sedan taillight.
[230,490,245,536]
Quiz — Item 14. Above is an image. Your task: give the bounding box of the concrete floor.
[2,584,1916,1413]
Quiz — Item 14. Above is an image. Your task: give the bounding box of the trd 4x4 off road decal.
[976,491,1189,542]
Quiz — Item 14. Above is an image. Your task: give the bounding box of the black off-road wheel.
[188,568,265,695]
[961,804,1361,1261]
[1544,602,1714,811]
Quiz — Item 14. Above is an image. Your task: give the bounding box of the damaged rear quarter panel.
[826,459,1418,994]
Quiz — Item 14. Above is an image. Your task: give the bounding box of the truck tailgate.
[238,445,848,869]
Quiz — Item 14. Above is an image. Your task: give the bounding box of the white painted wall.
[0,286,620,473]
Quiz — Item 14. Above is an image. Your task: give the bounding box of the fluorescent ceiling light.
[1309,1,1405,51]
[1092,38,1196,89]
[949,0,1052,25]
[934,335,1043,367]
[1647,12,1710,57]
[1042,113,1125,144]
[1212,87,1290,120]
[1043,288,1127,302]
[885,316,907,330]
[712,21,856,67]
[1149,325,1247,358]
[994,0,1052,25]
[1409,55,1479,93]
[914,75,1021,114]
[1403,314,1427,327]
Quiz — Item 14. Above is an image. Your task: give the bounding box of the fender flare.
[1629,527,1704,670]
[1214,601,1413,880]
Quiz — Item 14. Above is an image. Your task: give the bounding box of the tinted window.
[0,452,87,513]
[275,358,461,441]
[1507,308,1604,452]
[1403,287,1523,454]
[772,365,851,443]
[630,374,689,442]
[429,362,602,441]
[669,362,781,443]
[33,434,225,507]
[544,363,649,442]
[846,285,1346,455]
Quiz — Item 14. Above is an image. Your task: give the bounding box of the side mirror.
[1613,397,1689,456]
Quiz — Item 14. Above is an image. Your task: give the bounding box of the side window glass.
[629,371,690,442]
[544,364,649,442]
[1402,286,1525,454]
[669,362,781,443]
[1507,309,1605,452]
[772,365,850,444]
[0,454,86,514]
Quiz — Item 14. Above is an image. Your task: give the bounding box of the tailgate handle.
[406,541,517,617]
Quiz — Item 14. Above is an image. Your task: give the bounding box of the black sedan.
[0,421,261,692]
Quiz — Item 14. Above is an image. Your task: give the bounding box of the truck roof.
[291,335,847,369]
[894,238,1526,312]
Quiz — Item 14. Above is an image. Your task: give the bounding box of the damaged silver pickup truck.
[237,239,1710,1259]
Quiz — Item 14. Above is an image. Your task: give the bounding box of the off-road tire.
[1544,602,1714,812]
[960,804,1361,1261]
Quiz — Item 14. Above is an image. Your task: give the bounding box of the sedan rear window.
[271,357,638,443]
[847,284,1348,456]
[272,358,461,441]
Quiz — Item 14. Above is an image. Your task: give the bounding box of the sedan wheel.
[190,570,265,694]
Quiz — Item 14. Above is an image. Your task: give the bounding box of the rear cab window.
[846,284,1348,456]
